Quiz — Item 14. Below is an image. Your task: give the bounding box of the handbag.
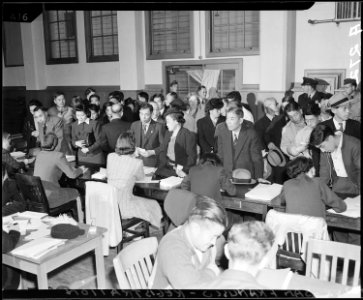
[85,131,96,147]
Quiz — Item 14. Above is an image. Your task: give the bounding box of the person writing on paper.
[2,224,21,290]
[195,221,275,289]
[107,131,162,228]
[152,196,227,289]
[130,103,165,167]
[271,157,346,219]
[155,108,197,179]
[34,133,86,213]
[181,153,236,202]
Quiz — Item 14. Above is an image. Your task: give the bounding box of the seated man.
[196,221,275,289]
[152,195,228,289]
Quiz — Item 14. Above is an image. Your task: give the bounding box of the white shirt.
[331,134,348,177]
[33,116,39,132]
[242,107,254,123]
[78,118,90,125]
[232,125,242,142]
[333,118,346,132]
[142,120,151,133]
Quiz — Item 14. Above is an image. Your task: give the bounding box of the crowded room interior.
[2,2,361,296]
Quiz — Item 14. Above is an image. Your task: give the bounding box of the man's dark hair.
[226,91,242,103]
[206,98,224,113]
[284,101,301,114]
[28,99,43,108]
[286,157,314,179]
[34,106,47,113]
[305,103,321,116]
[309,124,335,147]
[138,91,149,102]
[151,93,165,102]
[170,80,178,87]
[109,91,124,103]
[139,102,153,113]
[199,153,222,167]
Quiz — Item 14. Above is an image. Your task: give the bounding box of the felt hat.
[327,92,354,108]
[343,78,357,86]
[51,224,85,239]
[267,148,286,167]
[231,168,256,185]
[301,77,318,86]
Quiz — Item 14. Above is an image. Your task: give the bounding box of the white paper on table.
[256,268,293,289]
[245,183,283,202]
[91,168,107,180]
[65,155,76,162]
[136,176,159,184]
[11,237,66,259]
[143,166,157,175]
[159,176,183,190]
[24,228,51,241]
[327,195,360,218]
[10,151,26,158]
[16,211,48,219]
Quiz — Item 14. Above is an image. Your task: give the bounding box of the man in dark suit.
[215,106,263,179]
[197,98,225,155]
[100,103,130,154]
[130,103,165,167]
[254,97,279,151]
[298,77,324,115]
[320,92,361,140]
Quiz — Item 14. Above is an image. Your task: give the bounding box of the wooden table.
[2,224,107,289]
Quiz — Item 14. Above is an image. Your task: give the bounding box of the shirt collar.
[333,118,346,130]
[78,118,90,125]
[232,123,242,136]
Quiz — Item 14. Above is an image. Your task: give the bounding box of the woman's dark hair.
[286,157,313,179]
[109,91,124,103]
[89,104,100,113]
[309,124,335,147]
[41,132,59,151]
[28,99,43,108]
[89,94,100,102]
[199,153,222,167]
[206,98,224,113]
[151,93,165,102]
[305,103,321,116]
[75,103,91,118]
[284,100,301,114]
[115,131,136,155]
[164,108,185,124]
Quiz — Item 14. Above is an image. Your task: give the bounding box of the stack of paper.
[256,268,293,289]
[327,195,360,218]
[65,155,76,162]
[136,176,160,184]
[91,167,107,180]
[143,166,157,176]
[11,237,66,259]
[16,211,48,219]
[245,183,283,202]
[160,176,183,190]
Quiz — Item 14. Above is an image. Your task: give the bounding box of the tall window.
[84,11,119,62]
[145,11,194,60]
[43,10,78,64]
[207,11,259,57]
[336,2,361,20]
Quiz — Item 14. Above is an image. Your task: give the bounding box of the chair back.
[281,232,303,254]
[306,238,361,286]
[113,237,158,289]
[15,173,50,213]
[164,189,197,231]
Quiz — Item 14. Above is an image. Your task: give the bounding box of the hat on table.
[231,169,256,185]
[51,224,85,239]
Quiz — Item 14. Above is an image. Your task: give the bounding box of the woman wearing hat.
[155,108,197,179]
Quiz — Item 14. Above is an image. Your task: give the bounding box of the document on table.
[91,167,107,180]
[11,237,66,259]
[16,211,48,219]
[65,155,76,162]
[245,183,283,202]
[135,176,159,184]
[159,176,183,189]
[143,166,157,176]
[327,195,360,218]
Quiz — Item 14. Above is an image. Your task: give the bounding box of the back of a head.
[227,221,274,265]
[226,91,242,103]
[199,153,222,167]
[111,103,123,116]
[188,195,227,228]
[115,131,135,155]
[286,156,313,179]
[309,123,334,147]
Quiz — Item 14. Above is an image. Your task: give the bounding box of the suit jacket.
[254,114,272,150]
[100,118,131,154]
[298,91,325,114]
[180,162,236,202]
[319,134,360,192]
[215,121,263,178]
[264,115,288,148]
[33,150,82,187]
[197,115,225,155]
[130,119,165,167]
[320,118,361,140]
[158,127,197,173]
[23,114,37,151]
[38,115,64,152]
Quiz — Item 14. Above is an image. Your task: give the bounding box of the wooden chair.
[113,237,158,289]
[276,232,306,273]
[117,217,150,252]
[306,238,361,286]
[15,173,81,221]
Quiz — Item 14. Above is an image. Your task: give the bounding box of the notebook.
[256,268,293,289]
[327,195,360,218]
[11,237,66,259]
[245,183,283,202]
[160,176,183,190]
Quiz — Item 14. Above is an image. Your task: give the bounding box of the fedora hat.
[231,168,256,185]
[327,92,354,108]
[267,148,286,167]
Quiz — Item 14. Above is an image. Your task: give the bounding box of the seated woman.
[271,156,346,219]
[181,153,236,202]
[71,103,105,165]
[107,132,162,228]
[155,108,197,179]
[33,133,85,218]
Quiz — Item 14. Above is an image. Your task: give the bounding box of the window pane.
[93,37,103,56]
[92,17,102,36]
[102,16,112,35]
[69,40,76,57]
[57,10,66,21]
[51,41,60,58]
[92,11,101,17]
[48,11,58,22]
[103,36,113,55]
[58,21,67,39]
[113,36,118,54]
[49,23,59,40]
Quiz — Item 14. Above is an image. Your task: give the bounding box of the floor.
[21,226,164,289]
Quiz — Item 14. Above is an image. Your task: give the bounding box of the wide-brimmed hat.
[231,168,256,185]
[327,92,354,108]
[267,148,286,167]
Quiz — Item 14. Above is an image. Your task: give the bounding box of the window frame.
[84,11,119,63]
[335,2,361,21]
[43,10,79,65]
[205,11,260,58]
[145,11,194,60]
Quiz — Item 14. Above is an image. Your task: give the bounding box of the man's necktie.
[43,124,47,135]
[233,133,238,146]
[143,124,147,134]
[337,122,343,133]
